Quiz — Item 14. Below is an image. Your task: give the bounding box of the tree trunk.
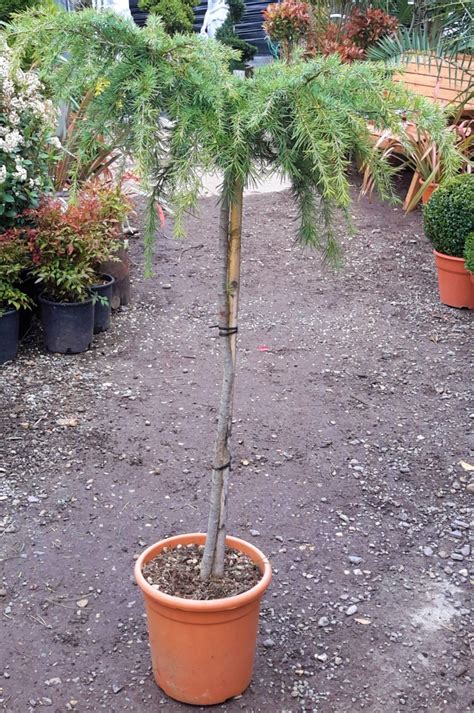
[200,180,243,580]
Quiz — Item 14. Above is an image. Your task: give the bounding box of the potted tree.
[9,8,461,704]
[423,174,474,308]
[0,230,32,363]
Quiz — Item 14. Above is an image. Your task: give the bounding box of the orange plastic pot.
[419,178,439,205]
[135,533,272,705]
[434,251,474,309]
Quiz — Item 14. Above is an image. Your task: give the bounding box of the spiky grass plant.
[7,9,459,578]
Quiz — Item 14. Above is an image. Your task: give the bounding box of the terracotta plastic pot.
[419,178,439,205]
[433,251,474,309]
[135,533,272,705]
[97,245,130,309]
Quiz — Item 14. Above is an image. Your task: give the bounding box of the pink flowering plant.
[0,40,58,231]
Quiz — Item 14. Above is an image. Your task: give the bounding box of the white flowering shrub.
[0,41,57,231]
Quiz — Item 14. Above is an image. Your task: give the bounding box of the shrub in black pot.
[0,231,33,364]
[24,184,131,353]
[24,197,98,354]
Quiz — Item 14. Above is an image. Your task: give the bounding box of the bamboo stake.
[213,180,243,575]
[200,180,244,579]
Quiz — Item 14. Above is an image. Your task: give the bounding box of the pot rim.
[135,533,272,612]
[433,250,465,262]
[0,306,19,317]
[91,273,115,289]
[39,292,94,307]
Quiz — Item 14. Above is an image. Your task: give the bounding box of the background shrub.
[138,0,195,35]
[215,0,257,69]
[0,0,40,24]
[464,232,474,273]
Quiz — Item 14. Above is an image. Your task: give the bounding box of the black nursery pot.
[90,274,114,334]
[0,308,20,364]
[18,271,39,339]
[39,294,94,354]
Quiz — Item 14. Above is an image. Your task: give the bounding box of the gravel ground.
[0,178,473,713]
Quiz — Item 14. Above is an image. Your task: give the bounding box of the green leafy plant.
[138,0,195,34]
[8,8,460,578]
[0,39,56,231]
[367,0,474,100]
[18,183,131,302]
[464,231,474,273]
[0,229,32,312]
[423,174,474,256]
[0,0,39,24]
[215,0,257,69]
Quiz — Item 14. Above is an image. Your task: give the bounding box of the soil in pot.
[143,543,261,599]
[90,274,114,334]
[0,308,20,364]
[135,533,272,706]
[39,294,94,354]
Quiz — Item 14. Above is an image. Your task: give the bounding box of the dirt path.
[0,181,472,712]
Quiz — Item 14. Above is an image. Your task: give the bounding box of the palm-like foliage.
[368,0,474,97]
[7,8,459,577]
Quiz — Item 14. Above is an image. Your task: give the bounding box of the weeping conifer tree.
[8,9,457,578]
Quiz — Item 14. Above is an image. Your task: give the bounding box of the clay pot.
[97,246,130,309]
[433,251,474,309]
[419,178,439,205]
[135,533,272,705]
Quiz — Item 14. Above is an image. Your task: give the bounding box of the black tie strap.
[210,325,239,337]
[213,460,231,472]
